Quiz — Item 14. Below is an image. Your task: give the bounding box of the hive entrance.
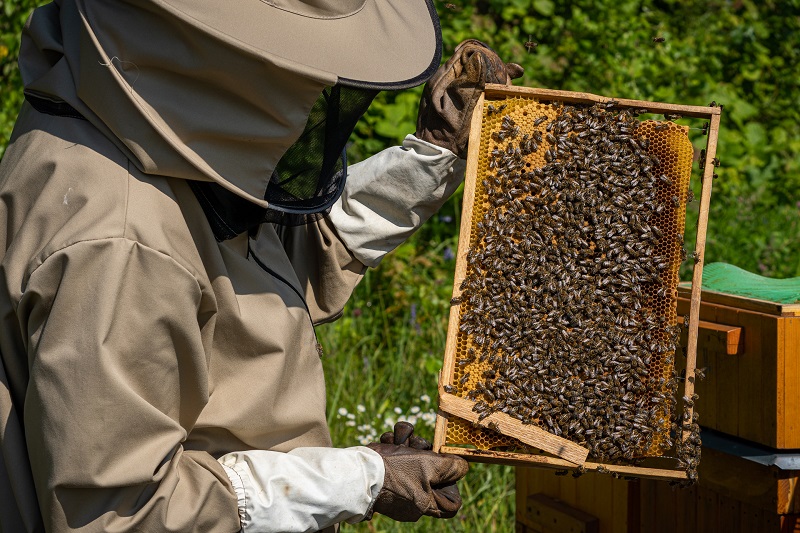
[435,86,721,483]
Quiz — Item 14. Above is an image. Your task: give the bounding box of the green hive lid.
[701,263,800,305]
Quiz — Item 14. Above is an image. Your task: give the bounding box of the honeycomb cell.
[443,97,694,461]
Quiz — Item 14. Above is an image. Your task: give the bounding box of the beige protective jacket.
[0,1,463,532]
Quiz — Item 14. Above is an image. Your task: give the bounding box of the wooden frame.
[434,85,723,481]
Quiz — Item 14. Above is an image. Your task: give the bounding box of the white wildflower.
[357,404,366,413]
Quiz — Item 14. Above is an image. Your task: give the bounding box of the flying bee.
[694,367,706,380]
[653,37,666,43]
[664,113,681,120]
[444,2,460,10]
[524,35,538,53]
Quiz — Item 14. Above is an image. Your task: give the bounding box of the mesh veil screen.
[263,85,379,225]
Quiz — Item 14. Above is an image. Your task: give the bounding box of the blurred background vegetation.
[2,0,798,531]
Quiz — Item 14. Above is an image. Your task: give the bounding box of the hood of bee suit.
[18,0,442,207]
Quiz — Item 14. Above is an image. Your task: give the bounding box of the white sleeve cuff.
[329,134,466,267]
[218,446,384,533]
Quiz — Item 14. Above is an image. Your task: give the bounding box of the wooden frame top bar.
[485,84,722,119]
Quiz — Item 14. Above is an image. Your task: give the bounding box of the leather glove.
[366,422,469,522]
[378,420,433,450]
[417,39,524,158]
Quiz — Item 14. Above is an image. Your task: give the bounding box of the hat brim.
[159,0,442,90]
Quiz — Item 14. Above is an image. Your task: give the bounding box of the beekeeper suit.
[0,1,522,531]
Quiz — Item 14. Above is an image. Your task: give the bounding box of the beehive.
[434,85,723,482]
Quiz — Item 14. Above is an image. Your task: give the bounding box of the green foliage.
[0,0,41,159]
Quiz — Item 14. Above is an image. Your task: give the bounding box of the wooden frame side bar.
[681,112,721,441]
[434,94,486,453]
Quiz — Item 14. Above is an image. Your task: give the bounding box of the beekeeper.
[0,1,522,531]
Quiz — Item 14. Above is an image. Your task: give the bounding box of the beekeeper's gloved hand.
[366,422,469,522]
[417,39,524,158]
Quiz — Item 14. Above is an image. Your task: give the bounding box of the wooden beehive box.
[434,85,723,482]
[516,429,800,533]
[676,287,800,449]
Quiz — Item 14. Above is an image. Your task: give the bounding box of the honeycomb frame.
[434,85,722,482]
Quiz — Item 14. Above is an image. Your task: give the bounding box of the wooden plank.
[525,493,600,533]
[541,467,564,500]
[718,492,741,533]
[654,480,678,533]
[778,475,800,515]
[677,285,800,317]
[675,484,698,533]
[763,511,781,532]
[639,479,657,533]
[573,475,593,517]
[761,315,781,448]
[738,310,767,444]
[626,480,640,533]
[438,392,590,464]
[438,445,689,480]
[484,84,721,118]
[784,317,800,448]
[714,305,740,436]
[696,485,719,533]
[606,478,628,533]
[558,474,578,508]
[781,515,800,533]
[739,502,765,533]
[591,474,615,533]
[517,467,530,524]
